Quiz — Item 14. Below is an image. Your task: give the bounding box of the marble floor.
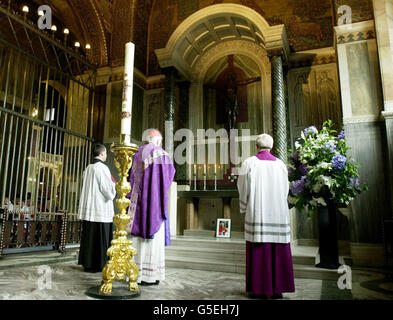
[0,249,393,300]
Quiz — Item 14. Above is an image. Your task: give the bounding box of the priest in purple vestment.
[237,133,295,299]
[126,129,175,285]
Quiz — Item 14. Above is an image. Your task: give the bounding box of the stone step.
[183,229,245,239]
[166,255,245,274]
[165,256,341,281]
[170,236,246,250]
[166,246,246,263]
[166,245,317,265]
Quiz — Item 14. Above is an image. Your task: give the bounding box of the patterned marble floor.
[0,250,392,300]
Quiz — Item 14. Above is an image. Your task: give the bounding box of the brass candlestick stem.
[98,143,139,295]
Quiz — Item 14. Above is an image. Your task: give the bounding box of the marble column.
[373,0,393,217]
[163,67,178,237]
[335,20,388,266]
[373,0,393,111]
[163,67,177,159]
[270,54,287,163]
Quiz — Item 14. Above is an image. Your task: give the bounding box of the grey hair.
[256,134,273,149]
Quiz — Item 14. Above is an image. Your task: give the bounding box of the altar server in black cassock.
[78,143,116,273]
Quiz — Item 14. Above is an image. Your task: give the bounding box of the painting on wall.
[147,0,337,75]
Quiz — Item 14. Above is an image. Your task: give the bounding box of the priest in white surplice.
[78,143,116,273]
[237,134,295,299]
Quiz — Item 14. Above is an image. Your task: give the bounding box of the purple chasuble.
[127,144,175,246]
[246,150,295,295]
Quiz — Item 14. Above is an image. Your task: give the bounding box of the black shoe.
[271,293,283,299]
[140,280,160,286]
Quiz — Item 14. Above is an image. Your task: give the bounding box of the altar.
[177,189,239,231]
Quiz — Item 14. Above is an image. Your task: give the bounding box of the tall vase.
[316,203,340,269]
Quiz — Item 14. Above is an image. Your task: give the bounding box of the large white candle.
[121,42,135,144]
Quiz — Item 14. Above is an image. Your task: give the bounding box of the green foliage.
[288,120,367,213]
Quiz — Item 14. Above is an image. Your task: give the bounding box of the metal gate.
[0,4,97,252]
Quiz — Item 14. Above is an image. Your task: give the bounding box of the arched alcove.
[155,3,288,133]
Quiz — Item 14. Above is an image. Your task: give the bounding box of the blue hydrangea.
[322,141,337,153]
[337,130,345,140]
[331,155,347,171]
[290,176,306,195]
[303,126,318,137]
[299,164,309,176]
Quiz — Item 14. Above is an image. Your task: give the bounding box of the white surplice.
[237,156,291,244]
[78,161,116,223]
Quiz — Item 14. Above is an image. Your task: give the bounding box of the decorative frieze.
[336,30,376,44]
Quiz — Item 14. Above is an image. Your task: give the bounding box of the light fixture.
[32,108,38,118]
[51,25,57,32]
[22,5,29,13]
[38,10,44,16]
[74,42,80,48]
[63,28,69,35]
[85,44,91,50]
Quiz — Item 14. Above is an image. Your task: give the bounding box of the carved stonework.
[145,92,165,133]
[289,65,342,140]
[316,70,341,125]
[290,55,337,68]
[336,30,376,44]
[192,40,270,82]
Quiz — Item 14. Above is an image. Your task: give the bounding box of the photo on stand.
[216,218,231,238]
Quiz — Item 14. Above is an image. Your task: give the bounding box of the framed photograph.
[216,218,231,238]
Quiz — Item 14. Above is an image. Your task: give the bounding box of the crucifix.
[207,55,261,132]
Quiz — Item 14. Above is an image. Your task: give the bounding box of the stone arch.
[190,40,272,134]
[154,3,288,133]
[155,3,288,79]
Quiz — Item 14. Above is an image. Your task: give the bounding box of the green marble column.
[164,67,176,159]
[271,55,288,163]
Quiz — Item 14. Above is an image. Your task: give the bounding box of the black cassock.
[78,220,113,272]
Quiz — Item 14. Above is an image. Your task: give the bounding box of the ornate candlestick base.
[86,142,140,299]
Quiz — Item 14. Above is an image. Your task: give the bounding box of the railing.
[0,208,81,256]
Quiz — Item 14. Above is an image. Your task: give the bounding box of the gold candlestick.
[100,143,139,294]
